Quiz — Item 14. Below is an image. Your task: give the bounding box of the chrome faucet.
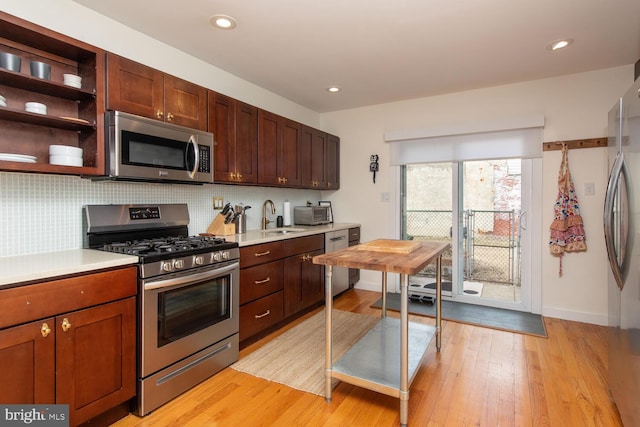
[262,199,276,229]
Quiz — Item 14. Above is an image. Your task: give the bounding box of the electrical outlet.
[213,196,224,209]
[584,182,595,196]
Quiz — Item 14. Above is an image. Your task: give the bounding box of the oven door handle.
[143,261,239,291]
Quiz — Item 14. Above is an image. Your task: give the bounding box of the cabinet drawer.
[348,227,361,244]
[239,291,284,341]
[240,260,283,305]
[240,241,285,268]
[283,234,324,257]
[0,266,137,330]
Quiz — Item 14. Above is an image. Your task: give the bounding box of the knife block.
[206,213,237,235]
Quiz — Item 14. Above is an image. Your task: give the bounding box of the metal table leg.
[400,273,409,426]
[381,271,388,317]
[436,255,442,351]
[325,265,333,402]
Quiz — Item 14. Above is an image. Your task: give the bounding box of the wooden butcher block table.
[313,239,450,427]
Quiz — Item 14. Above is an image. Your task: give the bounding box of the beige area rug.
[230,310,379,396]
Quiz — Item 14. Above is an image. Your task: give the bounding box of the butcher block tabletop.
[313,239,450,275]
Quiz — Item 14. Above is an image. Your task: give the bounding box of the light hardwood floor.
[112,289,622,426]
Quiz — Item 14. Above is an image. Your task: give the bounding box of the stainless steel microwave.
[102,110,214,184]
[293,206,332,225]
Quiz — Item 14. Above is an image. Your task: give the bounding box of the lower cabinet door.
[55,297,136,426]
[284,249,325,317]
[0,318,55,404]
[239,291,284,341]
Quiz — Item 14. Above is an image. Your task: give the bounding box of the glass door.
[402,158,532,311]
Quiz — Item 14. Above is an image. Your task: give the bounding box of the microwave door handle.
[187,134,199,179]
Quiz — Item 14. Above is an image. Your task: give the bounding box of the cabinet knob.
[230,172,236,179]
[156,110,164,119]
[237,173,243,179]
[61,318,71,332]
[167,112,174,121]
[40,322,51,338]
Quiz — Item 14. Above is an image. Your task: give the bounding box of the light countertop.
[224,222,361,246]
[1,223,360,288]
[0,249,139,288]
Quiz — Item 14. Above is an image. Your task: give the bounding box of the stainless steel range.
[83,204,239,416]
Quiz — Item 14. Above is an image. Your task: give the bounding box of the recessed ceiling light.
[326,86,341,93]
[547,38,573,51]
[209,14,238,30]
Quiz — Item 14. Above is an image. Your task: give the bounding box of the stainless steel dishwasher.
[325,229,349,296]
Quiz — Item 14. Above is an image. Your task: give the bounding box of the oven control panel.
[129,207,161,220]
[146,248,239,277]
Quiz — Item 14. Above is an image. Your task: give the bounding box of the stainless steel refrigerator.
[605,76,640,426]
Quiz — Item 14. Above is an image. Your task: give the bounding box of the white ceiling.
[74,0,640,113]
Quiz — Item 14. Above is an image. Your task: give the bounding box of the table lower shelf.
[331,316,435,397]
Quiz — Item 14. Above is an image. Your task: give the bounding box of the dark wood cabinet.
[0,318,55,404]
[326,133,340,190]
[239,241,285,341]
[300,125,327,188]
[239,234,326,342]
[283,234,325,317]
[258,110,301,187]
[0,11,106,176]
[208,91,258,184]
[0,266,137,426]
[107,54,207,130]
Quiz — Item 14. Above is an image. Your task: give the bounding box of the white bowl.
[26,107,47,115]
[49,145,83,157]
[63,81,82,89]
[25,102,46,109]
[50,155,83,167]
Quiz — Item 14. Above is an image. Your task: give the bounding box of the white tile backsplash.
[0,172,318,257]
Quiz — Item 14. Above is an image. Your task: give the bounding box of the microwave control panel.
[198,145,211,173]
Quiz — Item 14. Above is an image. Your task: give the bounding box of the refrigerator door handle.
[604,152,630,290]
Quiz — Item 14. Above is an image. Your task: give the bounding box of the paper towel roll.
[283,201,291,226]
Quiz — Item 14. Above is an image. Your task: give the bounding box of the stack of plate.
[0,153,36,163]
[25,102,46,115]
[0,95,6,107]
[63,74,82,89]
[49,145,83,167]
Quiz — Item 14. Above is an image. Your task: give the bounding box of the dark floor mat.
[371,292,547,338]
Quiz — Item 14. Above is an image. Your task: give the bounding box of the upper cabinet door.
[107,54,207,130]
[300,125,326,188]
[234,101,258,183]
[164,75,207,130]
[106,54,164,120]
[326,134,340,190]
[258,110,300,187]
[209,91,258,184]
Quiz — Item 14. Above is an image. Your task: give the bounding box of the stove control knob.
[162,261,173,272]
[174,259,185,269]
[213,252,222,261]
[194,255,204,265]
[222,251,229,260]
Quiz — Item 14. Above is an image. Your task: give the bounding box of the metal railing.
[403,209,521,286]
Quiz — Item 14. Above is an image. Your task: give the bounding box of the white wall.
[320,66,634,325]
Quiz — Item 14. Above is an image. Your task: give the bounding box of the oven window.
[157,276,230,347]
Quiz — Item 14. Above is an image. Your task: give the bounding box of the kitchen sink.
[263,227,306,235]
